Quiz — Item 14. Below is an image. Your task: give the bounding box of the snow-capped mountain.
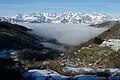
[0,12,119,24]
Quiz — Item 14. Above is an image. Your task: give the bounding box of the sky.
[0,0,120,18]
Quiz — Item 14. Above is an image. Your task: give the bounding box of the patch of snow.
[0,49,16,58]
[64,67,120,74]
[63,67,94,73]
[101,39,120,51]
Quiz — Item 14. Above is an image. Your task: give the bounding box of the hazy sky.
[0,0,120,18]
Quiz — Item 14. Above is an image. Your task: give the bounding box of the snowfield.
[23,69,120,80]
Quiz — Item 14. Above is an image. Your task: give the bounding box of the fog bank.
[19,23,106,46]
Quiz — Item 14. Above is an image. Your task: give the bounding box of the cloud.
[41,42,66,51]
[19,23,106,46]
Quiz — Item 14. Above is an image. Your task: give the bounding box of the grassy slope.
[62,43,120,68]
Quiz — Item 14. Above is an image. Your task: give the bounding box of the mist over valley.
[19,23,107,47]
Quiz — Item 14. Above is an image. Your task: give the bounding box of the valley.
[0,13,120,80]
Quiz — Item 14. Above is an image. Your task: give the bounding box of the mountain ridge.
[0,12,119,24]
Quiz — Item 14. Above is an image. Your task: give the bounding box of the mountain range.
[0,12,119,24]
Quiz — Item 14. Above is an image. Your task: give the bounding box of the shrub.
[16,49,60,64]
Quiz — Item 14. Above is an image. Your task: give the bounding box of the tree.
[94,37,103,44]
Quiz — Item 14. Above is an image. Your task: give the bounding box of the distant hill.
[0,21,44,50]
[90,21,120,28]
[98,22,120,39]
